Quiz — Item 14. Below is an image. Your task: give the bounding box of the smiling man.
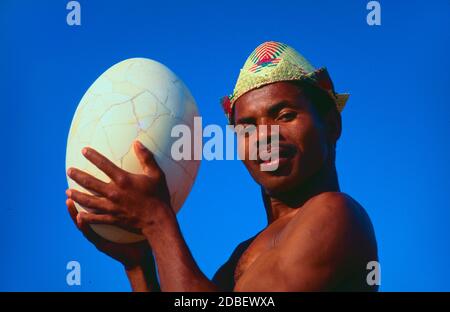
[66,41,378,291]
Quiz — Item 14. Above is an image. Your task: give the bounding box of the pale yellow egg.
[66,58,200,243]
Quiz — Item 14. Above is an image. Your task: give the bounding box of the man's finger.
[66,189,116,214]
[67,198,104,244]
[67,167,109,197]
[133,141,162,177]
[78,212,140,235]
[67,198,80,228]
[78,211,117,226]
[82,147,125,183]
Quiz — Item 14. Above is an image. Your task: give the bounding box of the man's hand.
[66,140,175,291]
[66,141,174,235]
[66,198,152,269]
[67,198,160,291]
[66,141,217,291]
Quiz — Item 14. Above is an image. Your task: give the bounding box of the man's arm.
[67,199,160,292]
[233,192,377,291]
[140,192,375,292]
[142,212,219,291]
[67,144,375,292]
[125,256,160,292]
[67,144,218,292]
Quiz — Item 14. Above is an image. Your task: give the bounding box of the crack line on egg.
[142,132,196,181]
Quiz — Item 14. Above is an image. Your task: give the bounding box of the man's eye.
[278,112,297,121]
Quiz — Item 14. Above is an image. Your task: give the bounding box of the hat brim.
[335,93,350,112]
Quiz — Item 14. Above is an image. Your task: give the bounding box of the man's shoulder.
[305,191,360,210]
[287,191,376,247]
[300,192,367,224]
[277,192,377,291]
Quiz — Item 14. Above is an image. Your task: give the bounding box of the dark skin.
[66,199,159,291]
[66,81,378,291]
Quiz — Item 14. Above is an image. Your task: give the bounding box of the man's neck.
[262,162,340,224]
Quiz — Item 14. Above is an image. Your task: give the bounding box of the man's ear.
[325,108,342,144]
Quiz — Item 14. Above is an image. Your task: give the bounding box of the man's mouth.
[257,144,297,166]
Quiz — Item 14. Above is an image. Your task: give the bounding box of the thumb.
[133,140,161,177]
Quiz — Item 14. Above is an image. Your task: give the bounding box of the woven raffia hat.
[221,41,349,123]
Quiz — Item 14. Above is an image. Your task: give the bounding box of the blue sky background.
[1,0,449,291]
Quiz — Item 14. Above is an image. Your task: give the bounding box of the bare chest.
[234,217,293,283]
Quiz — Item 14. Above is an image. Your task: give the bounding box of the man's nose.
[255,122,280,150]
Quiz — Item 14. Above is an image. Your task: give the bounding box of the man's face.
[233,81,333,196]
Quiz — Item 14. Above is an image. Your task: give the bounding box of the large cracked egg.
[66,58,200,243]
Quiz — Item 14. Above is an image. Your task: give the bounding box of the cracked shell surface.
[66,58,200,243]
